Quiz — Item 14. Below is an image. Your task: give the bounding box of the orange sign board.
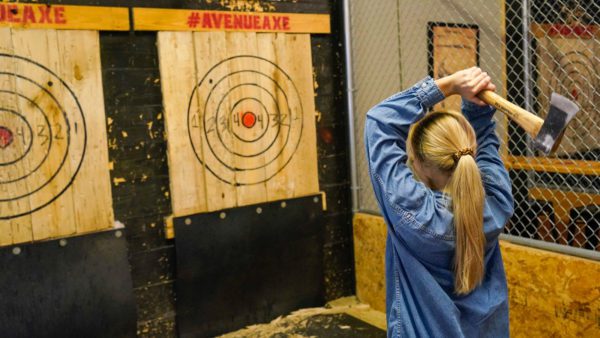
[0,3,129,30]
[134,8,330,34]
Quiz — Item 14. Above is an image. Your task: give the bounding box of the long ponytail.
[447,153,485,294]
[408,111,486,295]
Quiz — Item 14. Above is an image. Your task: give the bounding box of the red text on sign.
[0,5,67,25]
[188,11,290,31]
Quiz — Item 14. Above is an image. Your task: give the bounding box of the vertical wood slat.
[191,31,238,211]
[15,29,72,241]
[266,33,319,201]
[157,32,207,215]
[57,30,113,234]
[0,28,30,245]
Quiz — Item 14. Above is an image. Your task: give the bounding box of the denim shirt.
[364,77,515,338]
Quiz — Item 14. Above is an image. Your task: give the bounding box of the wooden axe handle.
[477,90,544,138]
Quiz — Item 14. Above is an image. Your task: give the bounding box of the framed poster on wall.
[428,22,479,112]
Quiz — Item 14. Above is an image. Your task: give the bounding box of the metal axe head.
[532,93,580,154]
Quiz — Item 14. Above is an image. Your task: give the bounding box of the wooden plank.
[529,187,600,223]
[189,31,238,212]
[265,33,319,200]
[157,32,209,216]
[0,29,113,245]
[225,32,268,206]
[159,31,320,222]
[352,213,386,313]
[502,241,600,338]
[505,155,600,175]
[0,27,33,245]
[0,3,129,31]
[134,8,330,34]
[55,30,113,234]
[11,28,76,241]
[0,28,12,245]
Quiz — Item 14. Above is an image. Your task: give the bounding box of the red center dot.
[571,88,579,100]
[0,126,13,149]
[242,111,257,128]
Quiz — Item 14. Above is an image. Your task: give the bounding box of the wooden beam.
[505,155,600,176]
[529,187,600,222]
[0,3,129,31]
[134,8,330,33]
[164,215,175,240]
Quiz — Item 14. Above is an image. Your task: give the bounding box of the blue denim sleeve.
[461,99,515,224]
[364,77,446,232]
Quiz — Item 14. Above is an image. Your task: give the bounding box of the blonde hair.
[407,111,485,295]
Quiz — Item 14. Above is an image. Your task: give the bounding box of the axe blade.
[533,93,579,154]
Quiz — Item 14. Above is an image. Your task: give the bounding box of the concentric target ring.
[228,97,271,143]
[187,55,303,185]
[211,80,287,159]
[0,54,87,220]
[549,51,595,108]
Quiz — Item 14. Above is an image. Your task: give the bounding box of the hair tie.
[453,147,474,163]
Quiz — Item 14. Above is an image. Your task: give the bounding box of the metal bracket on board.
[163,191,327,239]
[173,193,326,337]
[0,229,137,338]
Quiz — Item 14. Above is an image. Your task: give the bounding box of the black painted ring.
[228,97,270,143]
[212,81,285,159]
[0,54,87,220]
[187,55,304,185]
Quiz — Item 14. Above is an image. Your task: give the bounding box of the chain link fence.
[351,0,600,255]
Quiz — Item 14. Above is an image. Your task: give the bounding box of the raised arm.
[364,76,445,229]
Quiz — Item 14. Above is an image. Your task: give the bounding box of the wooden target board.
[536,25,600,155]
[158,32,319,216]
[0,29,113,245]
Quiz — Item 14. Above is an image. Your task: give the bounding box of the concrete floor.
[218,297,386,337]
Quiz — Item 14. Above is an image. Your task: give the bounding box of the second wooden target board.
[158,32,319,216]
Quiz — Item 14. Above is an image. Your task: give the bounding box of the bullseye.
[0,126,13,149]
[571,88,578,100]
[242,111,256,128]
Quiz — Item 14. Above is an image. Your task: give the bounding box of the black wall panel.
[0,230,137,338]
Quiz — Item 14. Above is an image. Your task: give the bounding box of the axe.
[477,90,580,154]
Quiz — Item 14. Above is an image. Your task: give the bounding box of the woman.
[364,67,514,337]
